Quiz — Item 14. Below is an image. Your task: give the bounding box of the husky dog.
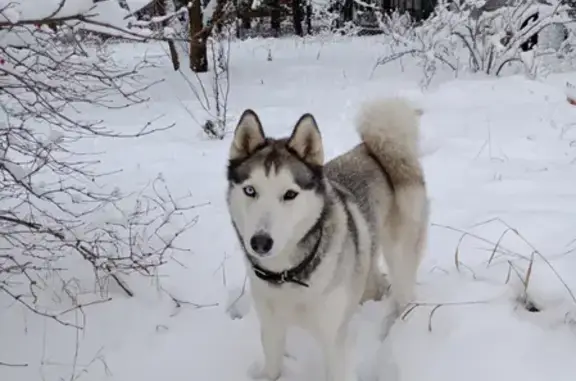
[226,97,429,381]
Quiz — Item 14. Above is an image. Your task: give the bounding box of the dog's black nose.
[250,233,273,255]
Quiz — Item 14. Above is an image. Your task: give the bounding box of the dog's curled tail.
[355,97,423,187]
[356,97,428,314]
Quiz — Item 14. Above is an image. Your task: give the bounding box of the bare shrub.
[161,0,234,140]
[0,1,198,330]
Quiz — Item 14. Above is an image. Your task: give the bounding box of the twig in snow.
[0,360,28,367]
[475,217,576,304]
[402,300,493,332]
[58,297,113,316]
[163,289,219,317]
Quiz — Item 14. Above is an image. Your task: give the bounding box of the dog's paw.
[344,373,361,381]
[379,310,399,341]
[284,349,296,361]
[247,361,282,380]
[226,285,251,320]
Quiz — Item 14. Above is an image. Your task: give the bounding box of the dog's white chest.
[253,283,321,327]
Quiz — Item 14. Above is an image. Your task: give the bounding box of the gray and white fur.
[226,97,429,381]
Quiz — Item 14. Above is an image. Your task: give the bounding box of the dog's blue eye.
[283,190,299,201]
[243,186,257,198]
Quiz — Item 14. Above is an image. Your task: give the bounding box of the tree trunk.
[189,0,208,73]
[154,0,167,28]
[212,0,226,33]
[305,0,312,35]
[292,0,303,36]
[342,0,353,23]
[241,16,251,29]
[240,2,251,31]
[270,0,281,36]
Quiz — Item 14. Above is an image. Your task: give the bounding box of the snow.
[1,35,576,381]
[566,81,576,101]
[2,160,29,182]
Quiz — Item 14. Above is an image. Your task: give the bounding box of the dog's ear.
[230,109,266,161]
[287,113,324,166]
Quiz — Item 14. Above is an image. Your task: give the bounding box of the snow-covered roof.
[0,0,156,25]
[0,0,147,42]
[481,0,554,12]
[0,0,95,24]
[125,0,154,13]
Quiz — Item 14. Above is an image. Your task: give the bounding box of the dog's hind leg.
[386,189,429,314]
[360,252,390,304]
[355,97,429,335]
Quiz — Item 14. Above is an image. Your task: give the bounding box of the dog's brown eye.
[283,190,299,201]
[243,186,257,198]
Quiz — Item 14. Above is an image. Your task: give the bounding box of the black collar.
[248,228,323,288]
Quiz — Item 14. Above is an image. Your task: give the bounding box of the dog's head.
[226,109,325,259]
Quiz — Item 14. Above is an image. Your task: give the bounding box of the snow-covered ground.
[2,35,576,381]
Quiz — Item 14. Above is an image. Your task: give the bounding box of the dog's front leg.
[250,305,287,380]
[260,318,286,380]
[320,323,361,381]
[316,314,355,381]
[322,330,347,381]
[314,290,359,381]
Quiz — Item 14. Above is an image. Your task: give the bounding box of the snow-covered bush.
[374,0,573,84]
[373,9,460,87]
[0,0,196,326]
